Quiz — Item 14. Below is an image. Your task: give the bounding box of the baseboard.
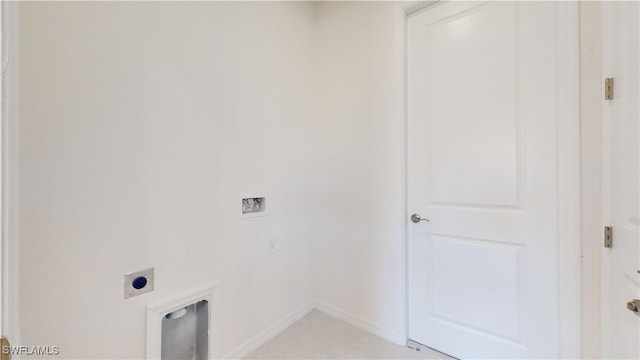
[222,301,314,359]
[313,301,397,343]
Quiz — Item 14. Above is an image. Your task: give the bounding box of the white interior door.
[407,2,566,358]
[602,2,640,359]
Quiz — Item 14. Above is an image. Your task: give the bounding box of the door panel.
[602,1,640,358]
[430,236,522,340]
[428,2,518,208]
[408,2,561,358]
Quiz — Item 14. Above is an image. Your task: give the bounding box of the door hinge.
[604,226,613,248]
[1,337,11,360]
[605,77,614,100]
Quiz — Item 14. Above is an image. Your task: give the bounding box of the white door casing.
[601,2,640,359]
[407,2,578,358]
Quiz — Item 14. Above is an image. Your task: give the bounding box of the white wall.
[310,1,403,341]
[18,2,315,358]
[18,1,409,356]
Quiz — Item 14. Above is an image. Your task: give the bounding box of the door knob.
[411,214,430,223]
[626,299,640,313]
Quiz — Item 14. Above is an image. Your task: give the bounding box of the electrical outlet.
[268,238,277,255]
[124,267,154,299]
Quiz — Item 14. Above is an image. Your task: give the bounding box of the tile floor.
[245,310,455,359]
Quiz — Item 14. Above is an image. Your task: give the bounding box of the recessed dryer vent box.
[162,300,209,360]
[240,195,267,219]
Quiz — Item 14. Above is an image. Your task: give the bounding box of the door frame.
[392,1,581,357]
[1,0,20,345]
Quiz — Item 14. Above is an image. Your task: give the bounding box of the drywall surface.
[310,1,403,341]
[18,1,315,358]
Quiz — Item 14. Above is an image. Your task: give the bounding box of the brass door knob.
[627,299,640,313]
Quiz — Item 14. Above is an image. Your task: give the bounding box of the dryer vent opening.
[161,300,209,360]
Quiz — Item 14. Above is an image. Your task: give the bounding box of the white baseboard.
[313,301,397,344]
[222,302,314,359]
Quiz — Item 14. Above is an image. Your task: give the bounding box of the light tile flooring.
[245,310,454,359]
